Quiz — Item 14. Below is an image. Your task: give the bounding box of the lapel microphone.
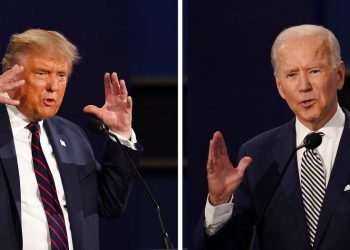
[249,132,324,250]
[88,119,173,249]
[299,131,324,150]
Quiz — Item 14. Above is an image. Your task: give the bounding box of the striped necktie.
[27,122,69,250]
[300,146,326,247]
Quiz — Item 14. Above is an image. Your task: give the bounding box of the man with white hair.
[194,24,350,250]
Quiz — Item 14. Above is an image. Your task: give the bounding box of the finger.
[0,79,25,92]
[0,95,20,106]
[215,131,228,156]
[1,64,19,76]
[0,65,23,81]
[236,156,252,174]
[207,157,214,175]
[211,131,226,159]
[11,64,24,75]
[207,139,214,173]
[208,137,225,173]
[207,138,213,163]
[210,135,220,161]
[111,72,121,96]
[126,96,133,110]
[119,79,128,97]
[83,105,101,117]
[104,72,112,99]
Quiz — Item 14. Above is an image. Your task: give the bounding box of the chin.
[37,109,59,120]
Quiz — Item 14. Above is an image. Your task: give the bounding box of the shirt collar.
[295,104,345,147]
[6,104,44,132]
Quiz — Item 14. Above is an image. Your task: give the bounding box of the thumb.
[83,105,99,116]
[126,96,133,109]
[236,156,252,174]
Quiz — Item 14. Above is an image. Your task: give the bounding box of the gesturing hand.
[83,72,132,138]
[207,131,252,206]
[0,65,25,105]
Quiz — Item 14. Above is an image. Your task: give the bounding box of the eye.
[286,72,296,78]
[57,72,68,80]
[309,68,321,75]
[36,71,47,78]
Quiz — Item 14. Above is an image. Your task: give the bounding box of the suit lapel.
[273,120,310,249]
[44,119,83,250]
[0,107,84,249]
[0,105,21,219]
[313,110,350,249]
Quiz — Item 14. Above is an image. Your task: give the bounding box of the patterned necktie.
[300,146,326,247]
[27,122,69,250]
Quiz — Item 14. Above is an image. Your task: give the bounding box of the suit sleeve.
[97,138,142,217]
[192,143,256,250]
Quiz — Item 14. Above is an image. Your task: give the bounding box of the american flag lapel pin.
[59,139,67,147]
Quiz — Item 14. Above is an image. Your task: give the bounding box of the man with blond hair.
[0,29,140,249]
[194,24,350,250]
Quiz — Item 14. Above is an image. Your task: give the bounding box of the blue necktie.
[27,122,69,250]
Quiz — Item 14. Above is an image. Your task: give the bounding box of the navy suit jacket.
[194,109,350,250]
[0,105,141,250]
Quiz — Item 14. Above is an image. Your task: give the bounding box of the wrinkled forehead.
[279,34,329,52]
[276,35,332,67]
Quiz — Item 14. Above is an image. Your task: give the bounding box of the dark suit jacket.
[0,105,141,250]
[194,109,350,250]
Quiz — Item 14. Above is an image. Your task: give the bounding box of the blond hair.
[2,28,80,74]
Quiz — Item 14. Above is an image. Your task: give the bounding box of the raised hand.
[83,72,132,138]
[0,65,25,105]
[207,131,252,206]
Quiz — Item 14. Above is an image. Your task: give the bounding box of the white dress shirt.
[205,105,345,236]
[7,105,74,250]
[295,105,344,186]
[6,104,137,249]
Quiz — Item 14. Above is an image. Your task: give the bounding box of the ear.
[275,75,286,99]
[336,60,345,90]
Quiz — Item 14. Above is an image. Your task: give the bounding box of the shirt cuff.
[204,194,234,236]
[108,129,138,150]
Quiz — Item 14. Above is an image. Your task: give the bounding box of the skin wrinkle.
[275,35,345,131]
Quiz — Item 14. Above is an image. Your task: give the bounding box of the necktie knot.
[26,122,40,135]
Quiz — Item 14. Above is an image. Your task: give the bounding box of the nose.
[298,72,312,92]
[46,75,59,92]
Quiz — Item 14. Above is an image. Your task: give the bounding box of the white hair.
[271,24,341,74]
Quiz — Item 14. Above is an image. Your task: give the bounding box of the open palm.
[83,72,132,138]
[207,131,252,206]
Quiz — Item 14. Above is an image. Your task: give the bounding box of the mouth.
[300,99,315,108]
[43,98,56,106]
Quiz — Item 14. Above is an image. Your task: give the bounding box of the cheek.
[280,86,296,102]
[16,89,36,106]
[10,83,28,99]
[278,86,286,99]
[57,85,67,101]
[277,79,297,101]
[322,88,337,105]
[319,82,336,101]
